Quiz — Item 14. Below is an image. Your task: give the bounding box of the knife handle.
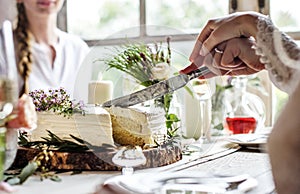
[187,66,211,80]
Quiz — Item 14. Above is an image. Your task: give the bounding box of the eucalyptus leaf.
[69,134,85,144]
[50,175,62,182]
[19,161,38,184]
[5,177,20,185]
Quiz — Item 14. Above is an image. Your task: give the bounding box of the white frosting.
[31,105,114,146]
[84,104,111,115]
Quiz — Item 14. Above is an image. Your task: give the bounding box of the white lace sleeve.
[255,16,300,94]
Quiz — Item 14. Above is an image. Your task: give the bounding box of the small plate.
[104,171,257,193]
[226,133,268,147]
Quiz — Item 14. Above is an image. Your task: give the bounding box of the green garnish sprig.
[18,130,89,152]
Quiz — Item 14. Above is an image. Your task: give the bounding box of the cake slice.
[106,105,167,146]
[30,105,114,147]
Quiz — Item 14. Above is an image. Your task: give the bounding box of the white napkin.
[103,171,257,194]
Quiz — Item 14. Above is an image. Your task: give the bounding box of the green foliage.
[5,131,91,185]
[103,38,171,85]
[102,38,180,137]
[18,130,89,152]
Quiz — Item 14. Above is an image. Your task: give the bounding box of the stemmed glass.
[0,20,19,174]
[112,146,146,175]
[192,78,215,144]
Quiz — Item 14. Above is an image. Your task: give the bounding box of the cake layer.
[107,106,167,146]
[30,105,114,147]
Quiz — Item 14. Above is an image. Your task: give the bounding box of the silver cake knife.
[102,65,211,108]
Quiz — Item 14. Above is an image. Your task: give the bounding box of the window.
[64,0,228,46]
[66,0,139,41]
[60,0,300,46]
[145,0,227,36]
[270,0,300,32]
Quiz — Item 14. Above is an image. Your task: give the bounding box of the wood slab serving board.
[10,144,182,171]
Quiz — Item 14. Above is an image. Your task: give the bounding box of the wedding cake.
[16,106,178,171]
[106,105,167,146]
[31,105,167,147]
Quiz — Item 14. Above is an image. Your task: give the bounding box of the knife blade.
[102,65,211,108]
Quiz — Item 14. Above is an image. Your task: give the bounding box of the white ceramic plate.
[226,133,268,147]
[104,171,257,193]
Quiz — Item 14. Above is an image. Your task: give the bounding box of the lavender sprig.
[29,88,84,118]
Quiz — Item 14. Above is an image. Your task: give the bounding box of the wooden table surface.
[11,138,277,194]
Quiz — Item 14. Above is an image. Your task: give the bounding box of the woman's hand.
[0,181,15,193]
[205,37,264,75]
[181,37,265,76]
[7,94,37,131]
[189,11,266,62]
[94,184,131,194]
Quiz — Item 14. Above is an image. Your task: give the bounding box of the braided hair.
[14,2,33,95]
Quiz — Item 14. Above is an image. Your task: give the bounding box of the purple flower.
[28,88,84,117]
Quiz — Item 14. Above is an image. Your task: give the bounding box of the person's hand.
[94,184,131,194]
[181,37,265,76]
[0,181,15,193]
[204,37,265,75]
[7,94,37,131]
[189,11,267,62]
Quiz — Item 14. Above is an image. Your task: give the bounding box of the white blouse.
[0,28,90,101]
[255,16,300,95]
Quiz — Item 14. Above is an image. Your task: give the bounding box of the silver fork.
[155,174,251,193]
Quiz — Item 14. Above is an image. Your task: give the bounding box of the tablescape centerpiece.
[103,37,181,140]
[5,86,182,185]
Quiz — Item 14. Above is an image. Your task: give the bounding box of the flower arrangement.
[103,37,180,138]
[28,88,84,118]
[105,37,171,87]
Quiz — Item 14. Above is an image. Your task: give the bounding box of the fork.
[156,174,251,193]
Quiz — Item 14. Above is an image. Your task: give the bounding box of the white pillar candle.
[88,80,113,105]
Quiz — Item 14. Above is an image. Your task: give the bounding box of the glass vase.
[223,76,265,135]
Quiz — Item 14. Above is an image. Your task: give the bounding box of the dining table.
[9,131,276,194]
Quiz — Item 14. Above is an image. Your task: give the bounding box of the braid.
[14,2,33,95]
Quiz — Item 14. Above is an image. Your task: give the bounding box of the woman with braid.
[0,1,87,191]
[2,0,89,99]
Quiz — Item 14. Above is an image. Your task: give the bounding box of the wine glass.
[0,20,19,174]
[112,146,146,175]
[192,78,215,144]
